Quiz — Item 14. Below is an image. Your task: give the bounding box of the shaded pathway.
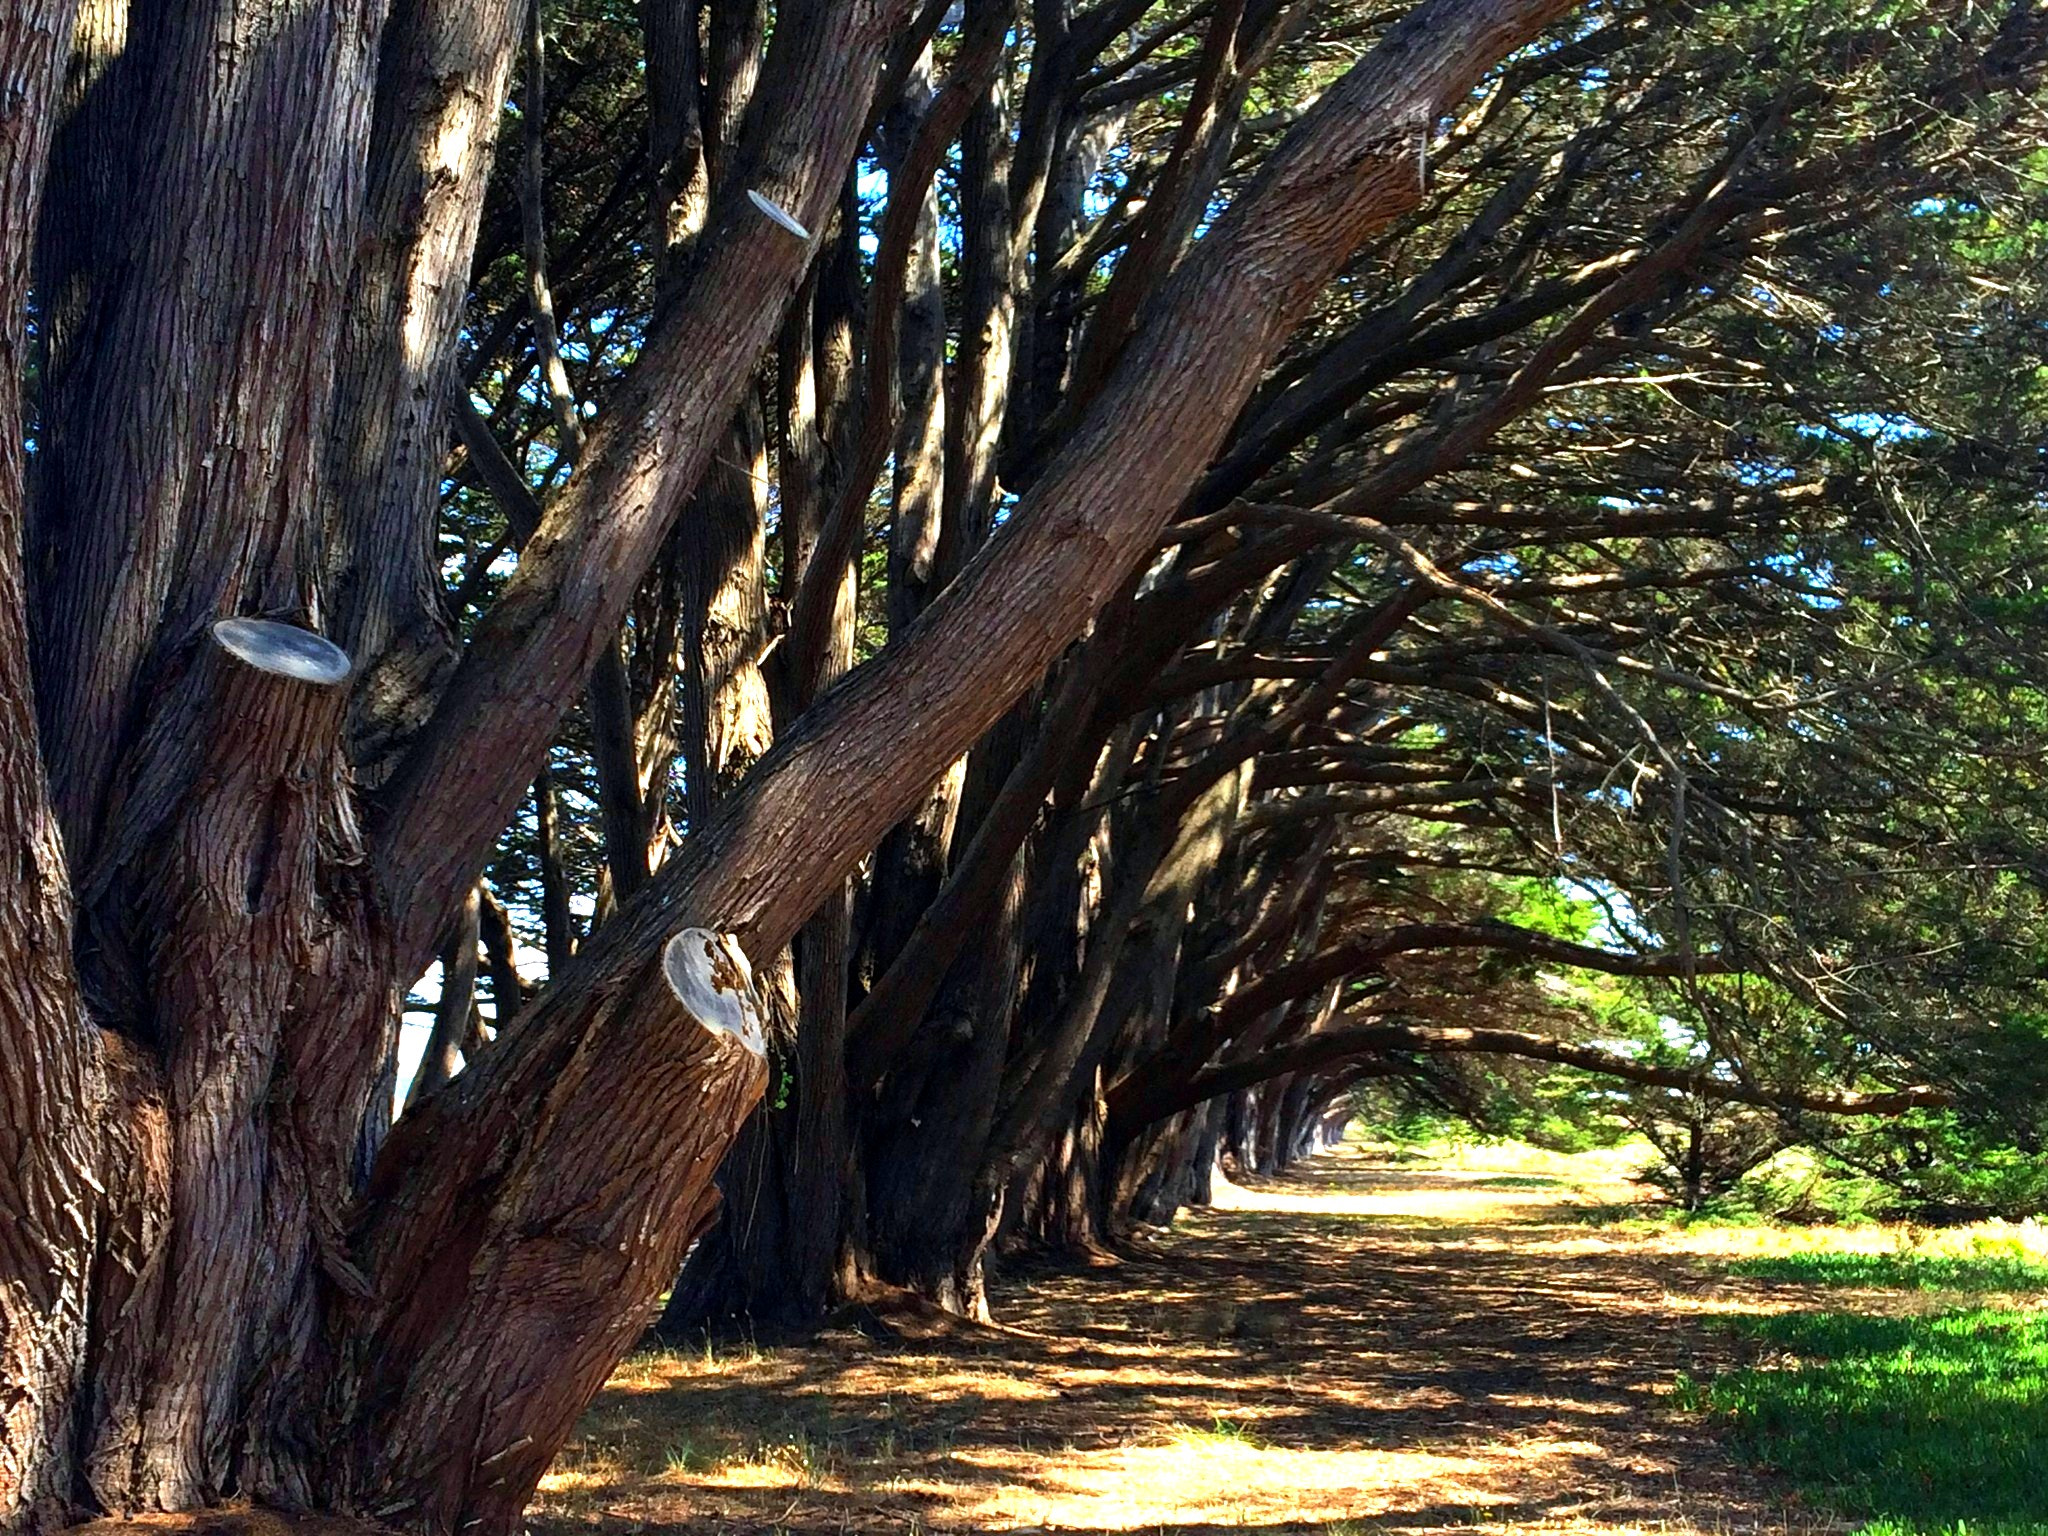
[532,1145,1819,1536]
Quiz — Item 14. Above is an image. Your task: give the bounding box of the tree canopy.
[1,0,2044,1533]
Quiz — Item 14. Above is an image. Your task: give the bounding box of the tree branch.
[375,0,923,977]
[1139,1019,1952,1128]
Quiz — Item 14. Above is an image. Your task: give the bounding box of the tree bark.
[408,887,483,1108]
[324,0,523,776]
[29,0,389,865]
[83,632,360,1510]
[338,931,768,1534]
[1,7,95,1526]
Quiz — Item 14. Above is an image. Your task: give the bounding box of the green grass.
[1686,1242,2048,1536]
[1731,1249,2048,1292]
[1167,1416,1264,1448]
[661,1437,715,1475]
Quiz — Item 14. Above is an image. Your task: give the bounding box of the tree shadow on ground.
[529,1147,1820,1536]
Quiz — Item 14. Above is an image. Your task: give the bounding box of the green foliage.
[1818,1115,2048,1223]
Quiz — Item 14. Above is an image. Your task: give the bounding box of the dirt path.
[532,1145,1822,1536]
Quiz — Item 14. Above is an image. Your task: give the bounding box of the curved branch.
[1214,919,1735,1038]
[1138,1019,1952,1129]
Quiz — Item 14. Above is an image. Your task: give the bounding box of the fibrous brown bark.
[324,0,523,775]
[338,930,767,1534]
[29,0,388,864]
[81,629,359,1511]
[1,8,91,1524]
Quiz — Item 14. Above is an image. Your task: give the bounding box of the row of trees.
[2,0,2044,1533]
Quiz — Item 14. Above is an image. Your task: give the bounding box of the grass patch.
[661,1437,717,1476]
[1685,1306,2048,1535]
[1167,1416,1265,1448]
[1732,1249,2048,1292]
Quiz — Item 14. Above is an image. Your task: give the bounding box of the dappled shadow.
[529,1147,1821,1536]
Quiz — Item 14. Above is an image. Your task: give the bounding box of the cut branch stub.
[746,189,811,240]
[662,927,768,1057]
[210,617,353,684]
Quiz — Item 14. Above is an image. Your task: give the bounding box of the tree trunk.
[1,10,95,1525]
[1013,1087,1112,1259]
[1119,1101,1225,1228]
[408,887,482,1108]
[29,0,388,864]
[329,932,767,1533]
[324,0,523,777]
[533,768,579,974]
[861,841,1030,1313]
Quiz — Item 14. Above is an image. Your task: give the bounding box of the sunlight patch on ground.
[1206,1141,1646,1225]
[943,1438,1518,1527]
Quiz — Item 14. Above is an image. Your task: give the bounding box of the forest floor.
[529,1143,2026,1536]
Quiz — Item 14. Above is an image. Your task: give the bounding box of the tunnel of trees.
[2,0,2045,1533]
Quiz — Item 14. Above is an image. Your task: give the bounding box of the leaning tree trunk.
[325,931,767,1534]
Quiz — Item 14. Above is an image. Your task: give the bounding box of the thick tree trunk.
[1271,1074,1317,1172]
[1119,1102,1225,1228]
[86,633,364,1511]
[29,0,388,863]
[1013,1088,1112,1258]
[12,0,402,1515]
[861,842,1029,1314]
[1222,1092,1256,1178]
[1,9,93,1525]
[332,931,766,1533]
[325,0,522,775]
